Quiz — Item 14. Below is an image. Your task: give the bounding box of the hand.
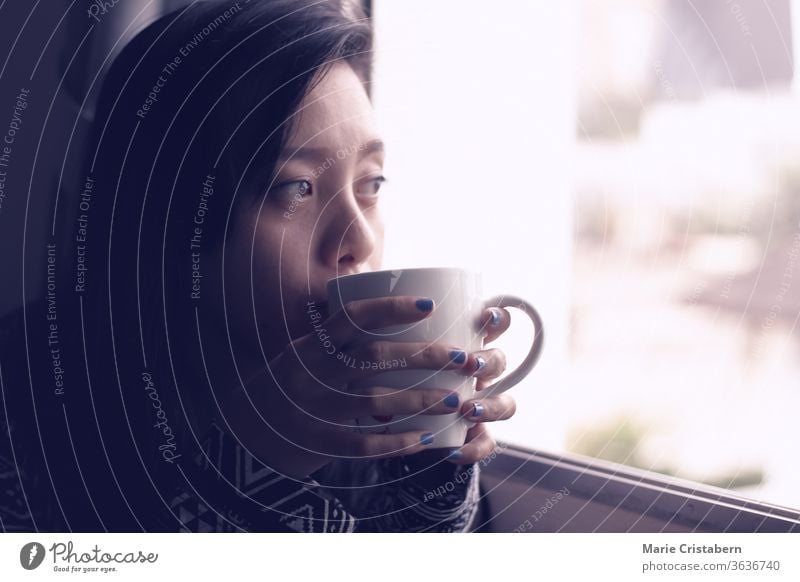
[445,306,516,465]
[219,296,480,479]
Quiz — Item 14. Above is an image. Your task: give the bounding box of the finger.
[465,347,506,385]
[317,386,462,421]
[478,307,511,344]
[459,394,516,423]
[280,337,471,408]
[281,320,456,389]
[322,295,436,348]
[349,341,472,376]
[445,423,496,465]
[329,429,440,460]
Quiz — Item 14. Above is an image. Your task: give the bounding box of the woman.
[0,0,516,532]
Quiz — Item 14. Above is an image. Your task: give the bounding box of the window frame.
[475,443,800,533]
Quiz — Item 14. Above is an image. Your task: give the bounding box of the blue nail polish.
[474,356,486,374]
[447,448,463,460]
[444,393,459,408]
[415,298,434,312]
[471,402,485,417]
[449,350,466,364]
[421,432,434,445]
[489,308,501,326]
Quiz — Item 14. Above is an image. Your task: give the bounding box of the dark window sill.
[475,443,800,533]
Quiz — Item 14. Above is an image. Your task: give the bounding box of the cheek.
[250,215,312,310]
[368,207,385,268]
[223,213,284,321]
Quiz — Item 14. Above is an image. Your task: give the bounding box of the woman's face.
[222,61,386,362]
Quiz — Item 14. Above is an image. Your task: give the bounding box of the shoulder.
[0,302,67,531]
[0,446,37,531]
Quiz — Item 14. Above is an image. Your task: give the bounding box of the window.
[372,0,800,511]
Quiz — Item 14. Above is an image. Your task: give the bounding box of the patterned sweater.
[168,424,480,532]
[0,420,480,533]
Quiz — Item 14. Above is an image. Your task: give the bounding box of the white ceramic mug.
[325,267,545,448]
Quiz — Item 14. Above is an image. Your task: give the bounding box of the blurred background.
[1,0,797,509]
[372,0,800,510]
[565,0,799,508]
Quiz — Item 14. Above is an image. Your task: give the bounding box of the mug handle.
[476,295,545,398]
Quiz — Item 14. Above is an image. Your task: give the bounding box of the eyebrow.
[278,138,384,162]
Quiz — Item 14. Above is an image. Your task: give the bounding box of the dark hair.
[4,0,373,531]
[81,0,372,413]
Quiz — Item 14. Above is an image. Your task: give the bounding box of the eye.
[356,176,387,198]
[268,179,313,199]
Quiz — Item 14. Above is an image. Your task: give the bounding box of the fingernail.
[415,298,434,312]
[489,308,501,326]
[421,432,434,445]
[447,448,463,460]
[474,355,486,375]
[471,402,485,417]
[449,350,466,364]
[444,393,460,408]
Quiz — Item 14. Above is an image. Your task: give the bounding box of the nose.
[319,190,377,274]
